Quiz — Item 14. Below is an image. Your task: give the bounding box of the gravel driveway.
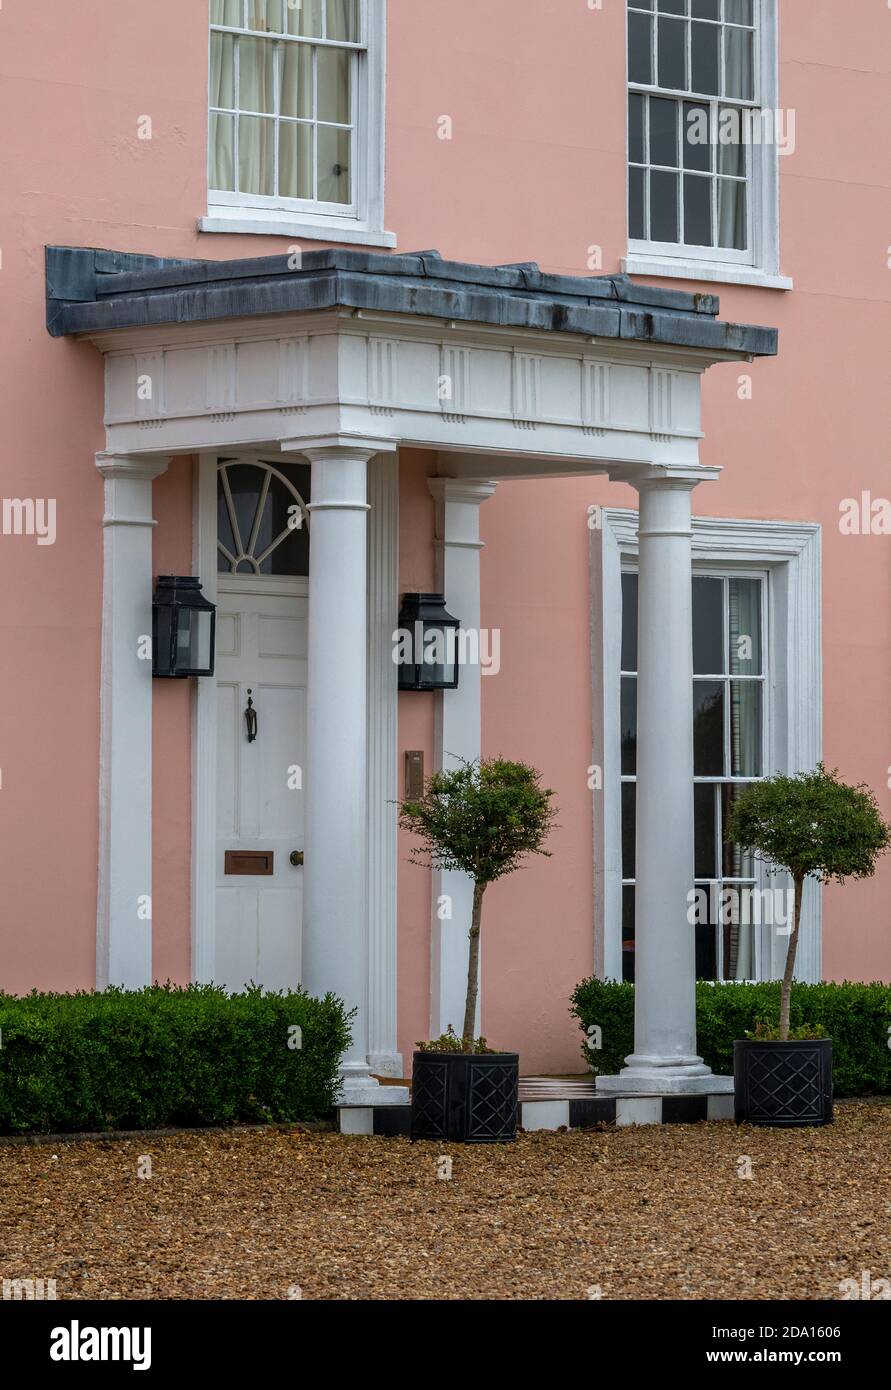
[1,1102,888,1300]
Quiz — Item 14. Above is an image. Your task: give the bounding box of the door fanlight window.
[217,459,311,575]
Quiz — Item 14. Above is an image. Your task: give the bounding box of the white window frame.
[622,0,791,289]
[590,510,822,985]
[200,0,395,248]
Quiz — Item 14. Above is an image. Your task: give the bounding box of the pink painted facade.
[1,2,889,1076]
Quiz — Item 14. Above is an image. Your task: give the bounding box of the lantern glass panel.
[420,625,453,687]
[153,607,173,676]
[177,608,214,674]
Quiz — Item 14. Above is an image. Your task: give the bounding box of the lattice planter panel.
[734,1038,833,1127]
[410,1052,519,1143]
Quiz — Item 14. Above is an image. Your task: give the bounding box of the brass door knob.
[290,851,305,867]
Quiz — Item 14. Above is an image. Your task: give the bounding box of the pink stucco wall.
[0,4,888,1071]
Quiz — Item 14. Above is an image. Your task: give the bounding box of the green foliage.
[415,1026,496,1054]
[749,1019,826,1042]
[401,757,557,1051]
[725,763,891,885]
[398,757,557,888]
[0,984,352,1135]
[570,978,891,1097]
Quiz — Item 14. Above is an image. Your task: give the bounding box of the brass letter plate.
[224,850,274,876]
[404,750,425,799]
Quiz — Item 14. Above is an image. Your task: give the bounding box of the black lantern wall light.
[152,576,216,679]
[396,593,461,691]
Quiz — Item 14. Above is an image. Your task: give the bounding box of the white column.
[599,473,729,1095]
[302,442,406,1104]
[95,452,169,990]
[366,453,402,1077]
[427,478,497,1038]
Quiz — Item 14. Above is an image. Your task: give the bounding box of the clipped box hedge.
[0,984,352,1135]
[570,979,891,1098]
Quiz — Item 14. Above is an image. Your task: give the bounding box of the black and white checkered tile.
[337,1076,734,1134]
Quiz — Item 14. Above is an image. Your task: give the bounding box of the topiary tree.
[399,758,557,1050]
[726,764,890,1041]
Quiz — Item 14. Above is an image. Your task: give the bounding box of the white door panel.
[215,683,239,839]
[215,589,306,992]
[215,888,248,989]
[258,888,302,988]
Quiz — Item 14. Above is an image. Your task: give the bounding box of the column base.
[367,1051,405,1079]
[597,1060,734,1097]
[339,1063,410,1107]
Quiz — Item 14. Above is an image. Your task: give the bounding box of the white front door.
[215,586,307,990]
[213,457,311,992]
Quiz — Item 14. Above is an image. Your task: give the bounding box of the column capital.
[97,453,169,530]
[428,478,498,508]
[429,478,497,552]
[95,452,171,482]
[284,435,397,463]
[625,464,721,493]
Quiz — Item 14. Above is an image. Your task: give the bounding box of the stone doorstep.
[336,1081,736,1135]
[522,1093,735,1130]
[339,1106,413,1137]
[338,1082,410,1108]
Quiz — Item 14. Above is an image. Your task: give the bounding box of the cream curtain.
[289,0,322,37]
[728,576,761,780]
[732,912,753,980]
[209,33,235,191]
[279,39,312,197]
[317,125,350,203]
[717,161,746,250]
[727,576,761,979]
[237,38,275,194]
[210,0,356,201]
[717,23,752,248]
[317,14,352,204]
[251,0,280,29]
[212,0,243,25]
[723,20,752,99]
[724,0,753,27]
[327,0,357,42]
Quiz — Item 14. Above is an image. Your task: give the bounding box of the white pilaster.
[366,453,402,1077]
[191,453,220,985]
[302,440,406,1104]
[427,478,497,1038]
[599,471,730,1095]
[95,452,169,990]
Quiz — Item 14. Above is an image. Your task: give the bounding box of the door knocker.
[245,689,258,743]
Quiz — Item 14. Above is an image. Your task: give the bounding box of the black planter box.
[734,1037,833,1127]
[410,1051,519,1143]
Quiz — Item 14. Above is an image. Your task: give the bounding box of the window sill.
[199,207,397,249]
[622,253,793,291]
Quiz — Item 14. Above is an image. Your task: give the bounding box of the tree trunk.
[462,881,485,1050]
[779,874,804,1042]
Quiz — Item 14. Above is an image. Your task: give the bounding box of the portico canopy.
[46,243,775,477]
[47,243,778,1105]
